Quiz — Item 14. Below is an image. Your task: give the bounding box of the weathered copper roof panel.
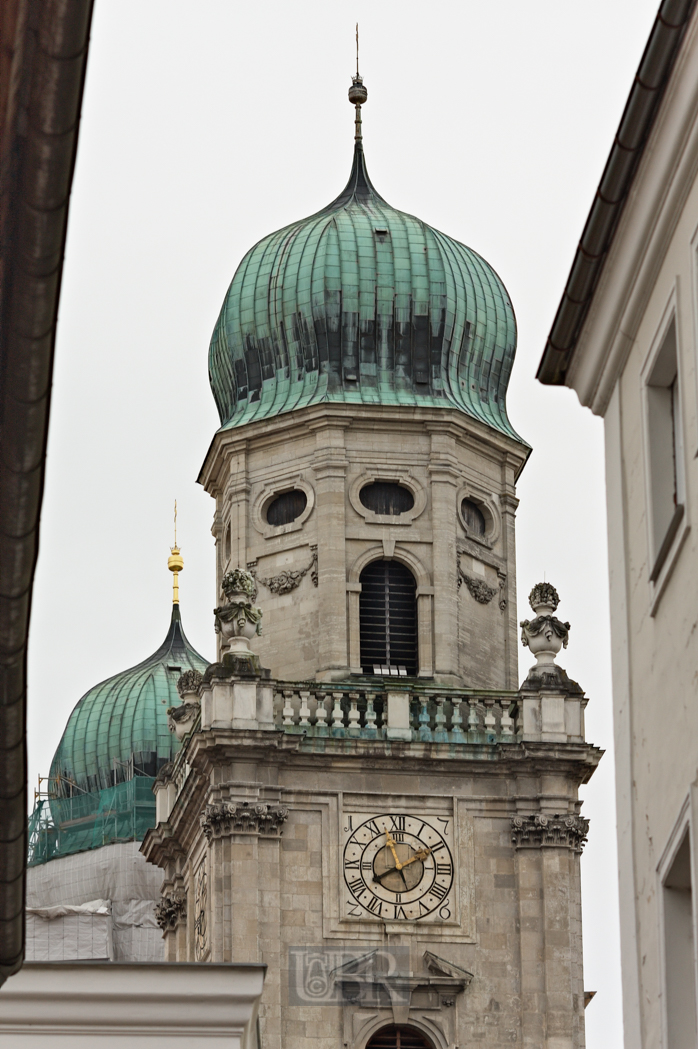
[209,142,523,442]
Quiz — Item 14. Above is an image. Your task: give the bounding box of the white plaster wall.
[0,962,265,1047]
[566,13,698,1041]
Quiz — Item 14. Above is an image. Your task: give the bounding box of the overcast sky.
[28,1,661,1043]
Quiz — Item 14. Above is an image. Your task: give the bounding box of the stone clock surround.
[198,402,527,691]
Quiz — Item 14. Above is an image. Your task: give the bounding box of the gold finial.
[168,499,183,604]
[348,23,367,144]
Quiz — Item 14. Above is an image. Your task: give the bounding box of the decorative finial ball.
[348,76,367,106]
[168,548,184,574]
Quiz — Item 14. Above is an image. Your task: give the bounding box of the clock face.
[342,812,454,922]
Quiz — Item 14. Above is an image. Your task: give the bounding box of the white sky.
[28,1,662,1043]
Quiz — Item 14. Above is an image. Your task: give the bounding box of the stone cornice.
[198,403,529,491]
[140,822,187,868]
[510,813,590,853]
[177,727,602,781]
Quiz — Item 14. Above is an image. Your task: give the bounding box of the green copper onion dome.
[208,79,521,441]
[49,604,209,794]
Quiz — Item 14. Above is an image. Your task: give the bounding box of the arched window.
[366,1025,435,1049]
[359,560,417,676]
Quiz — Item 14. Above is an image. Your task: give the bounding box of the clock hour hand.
[399,846,431,868]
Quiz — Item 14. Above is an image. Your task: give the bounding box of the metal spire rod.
[348,25,368,144]
[168,499,183,605]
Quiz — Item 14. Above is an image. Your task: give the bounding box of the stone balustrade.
[273,686,520,744]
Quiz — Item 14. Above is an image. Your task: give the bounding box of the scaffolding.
[27,770,158,867]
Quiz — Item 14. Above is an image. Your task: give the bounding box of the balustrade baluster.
[433,697,448,742]
[299,690,311,727]
[364,695,377,739]
[467,698,480,740]
[282,690,296,727]
[330,693,345,738]
[314,692,329,736]
[500,699,514,741]
[418,697,433,742]
[483,698,497,741]
[348,693,361,737]
[450,698,465,743]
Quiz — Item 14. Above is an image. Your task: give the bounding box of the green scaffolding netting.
[27,776,157,866]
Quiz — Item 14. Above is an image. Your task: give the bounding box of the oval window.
[266,489,307,527]
[461,497,486,536]
[360,482,414,516]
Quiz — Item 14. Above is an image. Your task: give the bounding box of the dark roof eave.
[0,0,95,985]
[537,0,697,386]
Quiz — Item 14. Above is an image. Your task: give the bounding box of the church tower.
[143,74,600,1049]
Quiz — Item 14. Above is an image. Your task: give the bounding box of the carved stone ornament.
[458,570,498,604]
[497,571,507,611]
[251,545,318,595]
[510,814,589,853]
[167,702,200,741]
[177,668,203,698]
[200,801,289,842]
[214,567,263,648]
[194,862,207,961]
[520,581,570,665]
[221,568,257,599]
[528,581,559,612]
[155,890,186,932]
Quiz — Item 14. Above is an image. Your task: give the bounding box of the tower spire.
[168,499,183,605]
[348,24,368,144]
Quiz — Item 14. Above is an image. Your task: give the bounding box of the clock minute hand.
[384,830,402,870]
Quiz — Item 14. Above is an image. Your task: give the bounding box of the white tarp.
[26,899,113,961]
[27,842,164,961]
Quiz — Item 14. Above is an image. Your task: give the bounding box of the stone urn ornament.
[520,583,570,667]
[214,568,263,655]
[167,669,203,741]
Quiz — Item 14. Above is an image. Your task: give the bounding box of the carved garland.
[250,546,318,595]
[457,558,507,610]
[200,801,289,842]
[510,814,589,853]
[459,570,498,604]
[155,890,186,932]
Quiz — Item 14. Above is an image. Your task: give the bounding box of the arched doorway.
[365,1025,436,1048]
[359,559,418,675]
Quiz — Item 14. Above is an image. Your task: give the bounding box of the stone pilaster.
[499,457,520,689]
[310,420,350,679]
[512,811,589,1048]
[427,425,460,683]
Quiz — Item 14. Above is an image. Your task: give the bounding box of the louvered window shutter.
[366,1025,435,1048]
[359,561,418,676]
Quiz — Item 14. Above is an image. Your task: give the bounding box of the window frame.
[657,798,698,1049]
[640,291,689,612]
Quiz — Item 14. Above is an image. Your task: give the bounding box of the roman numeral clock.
[342,813,456,923]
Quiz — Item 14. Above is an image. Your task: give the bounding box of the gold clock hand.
[384,830,402,870]
[400,846,431,867]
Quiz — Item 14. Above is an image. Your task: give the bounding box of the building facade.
[143,78,600,1049]
[538,2,698,1046]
